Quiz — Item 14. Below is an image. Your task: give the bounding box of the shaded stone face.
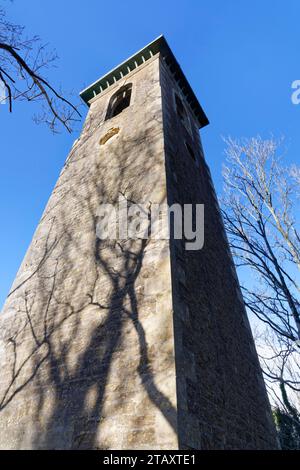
[159,59,278,450]
[0,49,278,450]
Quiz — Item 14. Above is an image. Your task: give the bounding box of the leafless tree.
[221,136,300,415]
[0,2,81,132]
[254,327,300,448]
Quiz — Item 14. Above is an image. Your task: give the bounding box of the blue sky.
[0,0,299,308]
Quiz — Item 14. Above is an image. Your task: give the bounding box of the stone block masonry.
[0,36,278,449]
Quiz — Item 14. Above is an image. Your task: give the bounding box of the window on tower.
[185,141,196,161]
[106,83,132,120]
[174,93,191,132]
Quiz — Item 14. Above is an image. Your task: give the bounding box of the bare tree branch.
[222,136,300,424]
[0,5,81,132]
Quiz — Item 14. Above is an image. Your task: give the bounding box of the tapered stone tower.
[0,36,278,449]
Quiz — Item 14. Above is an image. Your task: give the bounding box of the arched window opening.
[175,93,191,131]
[185,141,196,161]
[175,94,186,120]
[106,84,132,120]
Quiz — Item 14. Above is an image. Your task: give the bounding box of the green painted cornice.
[80,35,209,129]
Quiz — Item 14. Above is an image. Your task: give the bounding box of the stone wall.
[0,51,278,450]
[0,56,178,449]
[160,58,278,449]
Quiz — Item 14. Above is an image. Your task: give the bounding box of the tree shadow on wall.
[0,116,177,449]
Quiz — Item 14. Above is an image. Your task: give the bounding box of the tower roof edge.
[79,35,209,129]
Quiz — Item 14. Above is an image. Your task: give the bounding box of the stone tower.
[0,36,278,450]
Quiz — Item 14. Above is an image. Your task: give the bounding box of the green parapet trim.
[79,35,209,129]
